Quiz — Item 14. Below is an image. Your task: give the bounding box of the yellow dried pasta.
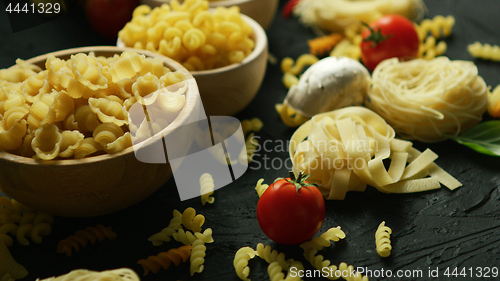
[468,41,500,62]
[375,221,392,257]
[0,50,188,159]
[119,0,255,71]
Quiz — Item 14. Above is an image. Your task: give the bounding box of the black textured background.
[1,0,500,280]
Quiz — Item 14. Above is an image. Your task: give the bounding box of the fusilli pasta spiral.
[375,221,392,257]
[137,245,192,275]
[199,173,215,205]
[57,225,117,257]
[255,178,269,197]
[233,246,256,281]
[468,41,500,62]
[0,239,28,280]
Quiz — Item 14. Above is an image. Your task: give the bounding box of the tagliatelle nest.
[290,106,461,200]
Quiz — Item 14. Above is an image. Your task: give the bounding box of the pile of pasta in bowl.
[116,0,269,116]
[0,49,189,160]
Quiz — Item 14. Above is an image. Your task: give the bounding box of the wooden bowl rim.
[117,13,268,76]
[0,46,200,166]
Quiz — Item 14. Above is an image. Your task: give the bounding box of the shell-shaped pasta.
[116,78,134,100]
[105,132,132,154]
[45,55,65,86]
[93,123,124,146]
[74,105,101,133]
[157,90,186,120]
[159,70,186,88]
[139,57,171,77]
[69,53,108,91]
[0,119,27,151]
[27,91,55,130]
[132,73,161,105]
[88,98,129,126]
[28,90,75,130]
[4,92,27,112]
[2,106,29,131]
[108,51,145,82]
[31,124,62,160]
[0,66,36,84]
[21,71,52,103]
[57,66,96,99]
[74,137,103,159]
[58,130,85,158]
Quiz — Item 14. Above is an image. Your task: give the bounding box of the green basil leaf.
[450,120,500,156]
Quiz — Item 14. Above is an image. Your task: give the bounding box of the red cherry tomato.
[257,172,325,245]
[85,0,139,40]
[360,14,420,71]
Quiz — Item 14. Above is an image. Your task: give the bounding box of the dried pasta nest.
[366,57,488,142]
[290,106,461,200]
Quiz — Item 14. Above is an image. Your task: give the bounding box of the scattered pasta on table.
[56,225,117,257]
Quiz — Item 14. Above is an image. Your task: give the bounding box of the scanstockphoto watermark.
[288,266,425,279]
[249,136,378,171]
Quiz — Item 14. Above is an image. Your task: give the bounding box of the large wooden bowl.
[118,13,268,116]
[0,46,201,217]
[140,0,279,30]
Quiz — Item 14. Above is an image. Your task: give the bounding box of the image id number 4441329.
[5,2,61,14]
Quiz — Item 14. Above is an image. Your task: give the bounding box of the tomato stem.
[361,21,392,48]
[285,171,317,194]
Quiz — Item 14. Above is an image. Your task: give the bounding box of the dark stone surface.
[1,0,500,280]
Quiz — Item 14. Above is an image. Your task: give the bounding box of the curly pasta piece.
[255,243,305,281]
[308,33,344,56]
[56,225,117,257]
[329,38,361,60]
[240,117,263,136]
[190,239,206,275]
[239,133,258,165]
[0,240,28,280]
[233,246,256,281]
[181,207,205,233]
[468,41,500,62]
[199,173,215,205]
[15,222,52,246]
[281,54,319,75]
[375,221,392,257]
[416,15,455,39]
[37,268,140,281]
[137,245,192,276]
[282,72,299,89]
[275,103,309,128]
[418,35,447,60]
[148,209,183,246]
[300,226,346,253]
[335,262,369,281]
[255,178,269,197]
[172,228,213,246]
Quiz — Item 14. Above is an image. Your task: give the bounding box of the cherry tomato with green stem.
[257,171,325,245]
[360,14,420,71]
